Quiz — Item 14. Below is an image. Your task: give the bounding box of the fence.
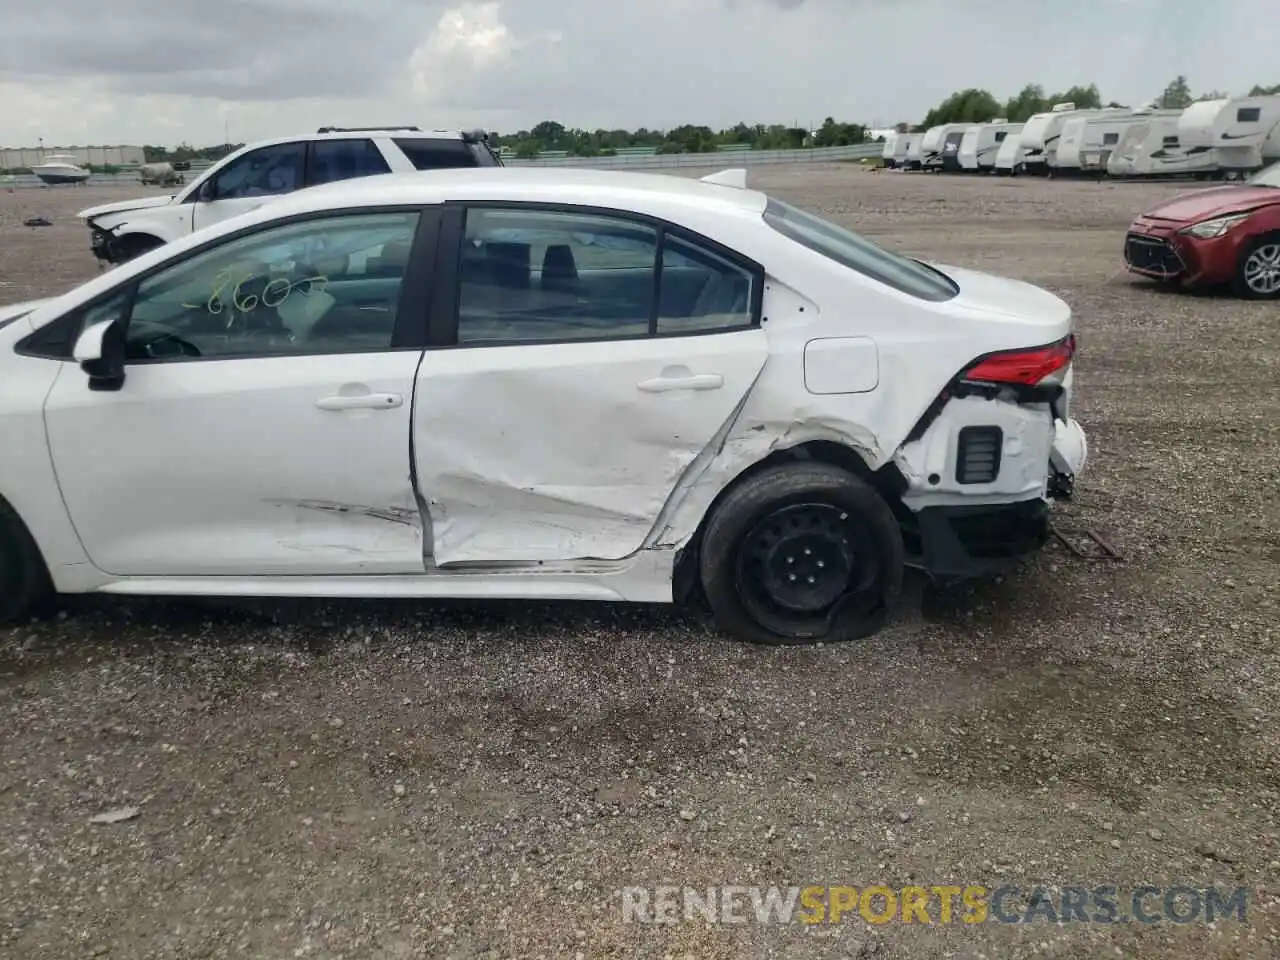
[0,145,146,170]
[0,142,885,190]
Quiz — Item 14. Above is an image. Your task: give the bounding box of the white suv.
[77,127,502,265]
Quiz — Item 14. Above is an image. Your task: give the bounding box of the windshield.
[1247,161,1280,187]
[762,197,958,302]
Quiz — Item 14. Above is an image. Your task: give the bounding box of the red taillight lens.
[962,334,1075,386]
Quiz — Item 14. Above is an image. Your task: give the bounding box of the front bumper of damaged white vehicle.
[892,398,1088,581]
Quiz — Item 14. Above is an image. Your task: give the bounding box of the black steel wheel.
[698,463,904,645]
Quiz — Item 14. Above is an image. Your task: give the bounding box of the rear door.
[305,138,393,187]
[411,202,770,565]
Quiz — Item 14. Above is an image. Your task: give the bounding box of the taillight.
[961,334,1075,386]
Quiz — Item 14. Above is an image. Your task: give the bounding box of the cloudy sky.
[1,0,1276,148]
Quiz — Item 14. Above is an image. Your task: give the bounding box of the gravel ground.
[1,168,1277,960]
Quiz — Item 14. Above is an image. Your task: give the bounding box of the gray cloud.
[1,0,1278,145]
[0,0,435,100]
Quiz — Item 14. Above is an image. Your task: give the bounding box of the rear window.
[762,198,958,302]
[393,138,482,170]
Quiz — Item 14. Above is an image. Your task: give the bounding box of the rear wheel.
[698,463,904,645]
[1234,234,1280,300]
[0,501,53,624]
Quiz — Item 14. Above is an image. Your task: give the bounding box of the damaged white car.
[0,167,1085,644]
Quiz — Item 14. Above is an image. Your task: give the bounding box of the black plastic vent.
[956,426,1003,484]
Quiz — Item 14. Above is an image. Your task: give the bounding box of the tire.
[697,463,905,646]
[1234,233,1280,300]
[0,500,53,624]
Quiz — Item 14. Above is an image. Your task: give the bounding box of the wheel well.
[671,440,908,603]
[121,232,163,249]
[0,493,54,595]
[1243,229,1280,249]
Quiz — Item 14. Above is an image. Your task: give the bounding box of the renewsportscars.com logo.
[621,884,1249,925]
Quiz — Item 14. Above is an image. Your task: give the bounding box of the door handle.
[315,393,403,411]
[636,373,724,392]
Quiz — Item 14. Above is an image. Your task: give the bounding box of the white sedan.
[0,167,1086,645]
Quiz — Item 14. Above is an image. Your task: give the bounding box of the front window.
[762,198,958,302]
[124,212,421,360]
[210,142,305,200]
[1247,161,1280,187]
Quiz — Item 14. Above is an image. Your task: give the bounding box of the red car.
[1123,161,1280,299]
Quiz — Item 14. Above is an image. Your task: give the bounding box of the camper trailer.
[903,133,923,170]
[956,125,982,171]
[881,133,900,168]
[1051,111,1147,176]
[939,127,968,172]
[920,123,969,171]
[1177,95,1280,176]
[1106,112,1220,178]
[993,131,1026,174]
[1017,102,1116,175]
[881,132,920,168]
[971,121,1022,172]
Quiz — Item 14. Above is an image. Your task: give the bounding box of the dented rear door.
[413,331,768,565]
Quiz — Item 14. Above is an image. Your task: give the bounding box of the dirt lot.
[1,168,1277,960]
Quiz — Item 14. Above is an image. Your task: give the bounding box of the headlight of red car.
[1177,212,1254,239]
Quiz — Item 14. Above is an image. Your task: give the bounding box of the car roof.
[243,129,470,149]
[259,167,771,219]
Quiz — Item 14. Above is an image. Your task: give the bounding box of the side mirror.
[197,178,217,202]
[72,318,126,391]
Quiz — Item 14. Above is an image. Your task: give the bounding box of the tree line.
[486,118,867,158]
[139,119,869,165]
[920,76,1280,127]
[134,75,1280,163]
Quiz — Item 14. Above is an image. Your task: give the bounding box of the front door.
[190,141,307,234]
[44,207,436,577]
[412,203,770,565]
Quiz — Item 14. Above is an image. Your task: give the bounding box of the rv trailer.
[881,132,900,168]
[956,125,982,172]
[1017,102,1116,175]
[1177,95,1280,177]
[882,132,919,169]
[993,131,1026,175]
[1052,110,1147,177]
[903,132,924,170]
[972,120,1022,173]
[1106,111,1220,179]
[920,123,969,171]
[939,127,968,172]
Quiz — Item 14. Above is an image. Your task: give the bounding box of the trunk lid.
[925,262,1073,345]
